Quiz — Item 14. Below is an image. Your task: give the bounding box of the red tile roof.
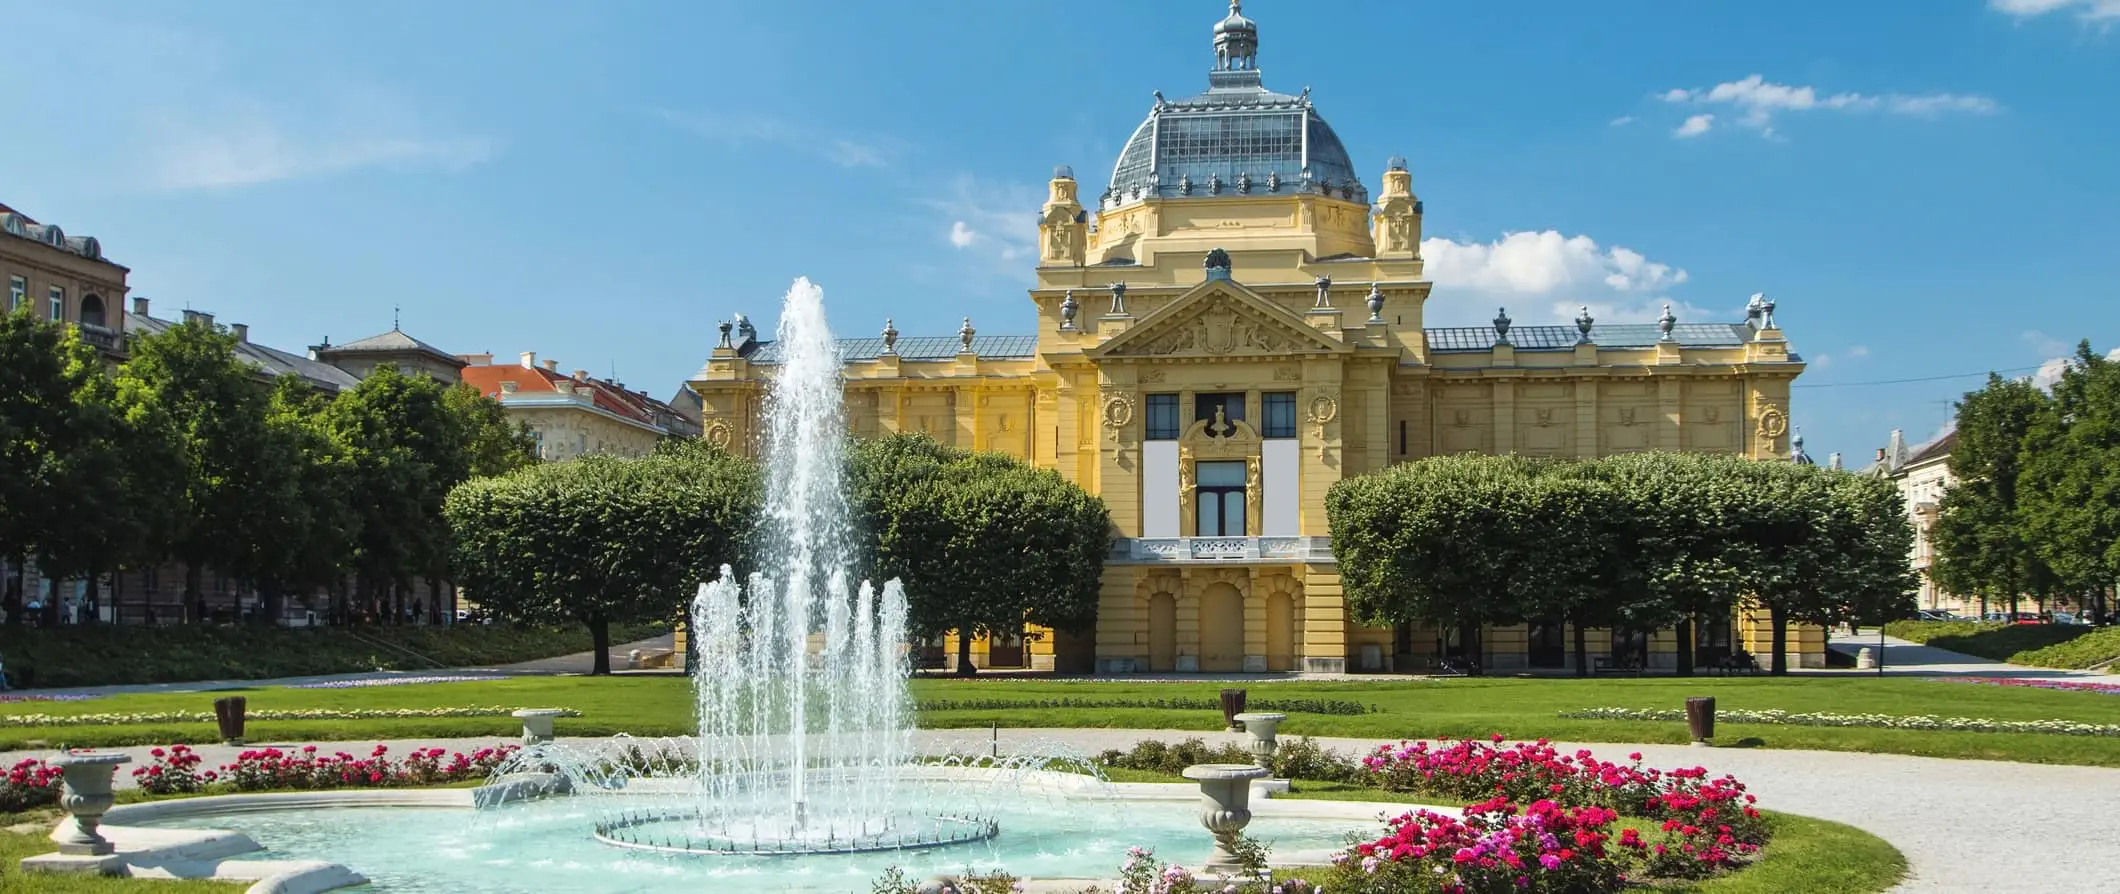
[459,362,658,427]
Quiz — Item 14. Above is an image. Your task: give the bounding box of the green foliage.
[1092,736,1367,784]
[443,383,538,479]
[1329,452,1917,674]
[0,621,665,688]
[445,447,759,672]
[1881,619,2116,668]
[1931,374,2054,614]
[848,434,1109,665]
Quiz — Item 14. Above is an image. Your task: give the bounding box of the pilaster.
[1573,380,1599,458]
[1658,377,1683,450]
[1491,378,1517,454]
[1299,566,1346,673]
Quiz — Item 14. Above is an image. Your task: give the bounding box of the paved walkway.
[12,634,680,698]
[8,727,2113,893]
[1819,630,2111,682]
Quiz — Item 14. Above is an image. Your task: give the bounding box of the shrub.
[129,742,519,792]
[131,744,214,795]
[1092,737,1364,783]
[1881,620,2100,666]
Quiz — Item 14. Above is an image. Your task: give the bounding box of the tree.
[848,435,1109,675]
[1591,453,1760,676]
[0,306,83,626]
[443,384,538,480]
[33,327,183,625]
[2020,343,2120,618]
[323,366,459,623]
[1507,465,1635,677]
[1328,455,1547,671]
[1744,464,1916,673]
[239,376,358,625]
[446,448,760,674]
[1931,374,2052,618]
[117,316,273,622]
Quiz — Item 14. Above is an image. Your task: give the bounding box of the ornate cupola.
[1212,1,1260,77]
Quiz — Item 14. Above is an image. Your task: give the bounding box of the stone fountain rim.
[1231,712,1288,722]
[1181,762,1272,781]
[49,751,132,767]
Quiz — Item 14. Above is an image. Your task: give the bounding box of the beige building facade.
[690,5,1821,673]
[462,353,668,461]
[1,201,128,358]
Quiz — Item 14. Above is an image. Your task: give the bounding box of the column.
[1176,569,1202,673]
[1242,568,1268,673]
[1658,378,1683,450]
[1491,379,1516,454]
[1299,566,1346,673]
[1574,380,1599,458]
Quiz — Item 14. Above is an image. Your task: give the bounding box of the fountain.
[591,278,995,856]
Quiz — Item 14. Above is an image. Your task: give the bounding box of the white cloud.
[2022,330,2070,357]
[1419,230,1716,328]
[1847,345,1871,359]
[656,109,893,169]
[1608,115,1637,127]
[1673,114,1715,138]
[922,175,1041,281]
[1990,0,2120,21]
[149,96,493,190]
[1657,75,1999,138]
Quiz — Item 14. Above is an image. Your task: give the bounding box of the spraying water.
[683,278,925,852]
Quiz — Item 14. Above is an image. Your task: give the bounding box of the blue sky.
[4,0,2116,464]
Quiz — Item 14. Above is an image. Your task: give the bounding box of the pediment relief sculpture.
[1097,290,1345,359]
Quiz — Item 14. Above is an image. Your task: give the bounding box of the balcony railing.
[77,324,124,355]
[1106,536,1336,564]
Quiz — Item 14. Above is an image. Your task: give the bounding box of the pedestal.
[512,708,567,746]
[1232,712,1286,770]
[47,752,130,857]
[1181,763,1270,873]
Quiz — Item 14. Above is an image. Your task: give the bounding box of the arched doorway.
[1200,581,1245,672]
[79,294,106,328]
[1148,593,1177,672]
[1266,591,1295,671]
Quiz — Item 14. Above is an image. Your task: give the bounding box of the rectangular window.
[1145,393,1180,440]
[7,276,24,311]
[1194,392,1246,435]
[1195,460,1247,536]
[48,285,65,321]
[1262,392,1297,439]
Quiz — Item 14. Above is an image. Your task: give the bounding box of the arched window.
[80,294,106,328]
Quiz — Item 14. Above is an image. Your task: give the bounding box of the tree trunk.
[1675,617,1696,677]
[42,577,62,627]
[1458,619,1483,676]
[1572,619,1588,678]
[1768,605,1789,675]
[1978,593,1989,620]
[184,560,204,623]
[589,616,612,675]
[82,569,102,625]
[260,581,285,628]
[3,552,23,628]
[955,628,977,677]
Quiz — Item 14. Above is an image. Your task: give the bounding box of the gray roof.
[1102,6,1363,208]
[1426,323,1753,353]
[126,312,362,393]
[321,328,466,367]
[746,335,1040,365]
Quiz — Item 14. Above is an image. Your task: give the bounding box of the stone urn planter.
[49,752,131,856]
[1232,712,1286,769]
[1219,688,1248,732]
[1181,762,1270,873]
[512,708,567,746]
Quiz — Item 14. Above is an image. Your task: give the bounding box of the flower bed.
[131,743,519,795]
[288,674,506,690]
[1935,677,2120,695]
[1562,705,2120,737]
[0,757,63,813]
[1360,736,1769,874]
[0,705,578,729]
[918,696,1376,716]
[0,693,100,704]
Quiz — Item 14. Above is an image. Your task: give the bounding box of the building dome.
[1103,3,1364,209]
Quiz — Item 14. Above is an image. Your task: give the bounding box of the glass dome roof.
[1102,3,1365,209]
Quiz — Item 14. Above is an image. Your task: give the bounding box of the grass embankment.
[0,622,668,689]
[1883,621,2120,669]
[1,807,236,892]
[7,675,2120,766]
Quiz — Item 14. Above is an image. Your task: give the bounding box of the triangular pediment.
[1088,279,1352,360]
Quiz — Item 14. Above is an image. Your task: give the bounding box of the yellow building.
[690,3,1821,674]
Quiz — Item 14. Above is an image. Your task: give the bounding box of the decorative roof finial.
[392,304,401,331]
[1760,294,1778,330]
[1203,248,1233,280]
[1745,293,1765,329]
[1211,1,1259,74]
[959,316,976,352]
[1658,303,1677,341]
[1791,428,1815,465]
[1313,275,1333,309]
[1575,306,1595,343]
[1109,280,1129,315]
[1366,282,1386,323]
[717,320,733,349]
[1059,290,1079,331]
[880,318,898,355]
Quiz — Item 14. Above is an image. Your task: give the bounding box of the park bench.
[1591,656,1644,677]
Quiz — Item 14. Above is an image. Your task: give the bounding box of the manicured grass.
[1883,620,2120,669]
[0,622,668,689]
[0,808,237,892]
[8,674,2120,767]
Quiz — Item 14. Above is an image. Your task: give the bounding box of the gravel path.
[7,728,2113,893]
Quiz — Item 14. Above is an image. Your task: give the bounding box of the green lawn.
[7,674,2120,766]
[0,808,236,892]
[1883,620,2120,669]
